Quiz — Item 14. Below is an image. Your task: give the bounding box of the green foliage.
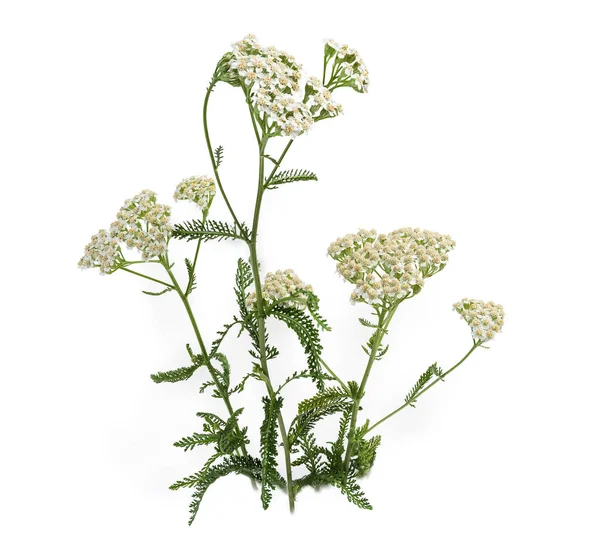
[259,396,283,509]
[338,477,372,510]
[289,388,352,449]
[172,455,262,525]
[228,372,255,395]
[300,289,331,331]
[276,369,313,394]
[198,380,215,394]
[209,319,242,358]
[141,287,173,296]
[173,432,219,452]
[350,421,382,477]
[404,362,444,407]
[298,386,350,414]
[184,258,197,297]
[172,219,250,243]
[354,434,382,477]
[358,317,378,328]
[362,329,389,361]
[208,352,231,399]
[150,357,204,383]
[271,305,327,391]
[347,380,362,401]
[265,168,318,189]
[177,408,249,456]
[214,145,224,168]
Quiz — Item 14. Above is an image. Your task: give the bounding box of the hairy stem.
[161,257,256,486]
[364,342,481,436]
[203,79,245,234]
[248,136,296,512]
[342,305,398,480]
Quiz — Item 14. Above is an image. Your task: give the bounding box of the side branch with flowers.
[79,34,504,522]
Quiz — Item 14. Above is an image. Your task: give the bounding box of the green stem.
[120,267,174,290]
[161,257,256,486]
[342,304,398,480]
[318,356,350,394]
[248,136,296,513]
[203,79,245,234]
[364,342,481,436]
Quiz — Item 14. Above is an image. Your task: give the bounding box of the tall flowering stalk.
[79,34,504,522]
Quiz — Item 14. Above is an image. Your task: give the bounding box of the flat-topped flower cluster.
[174,175,216,211]
[453,299,505,342]
[246,269,313,310]
[328,228,455,305]
[79,189,173,273]
[223,34,355,138]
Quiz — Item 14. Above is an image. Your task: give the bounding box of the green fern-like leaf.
[354,434,382,477]
[172,455,262,525]
[271,305,327,391]
[259,396,283,509]
[404,362,444,406]
[298,387,350,414]
[289,402,350,447]
[265,168,318,189]
[276,369,312,394]
[184,258,197,297]
[210,352,230,395]
[172,219,250,243]
[150,364,201,383]
[141,287,173,296]
[358,317,378,328]
[173,432,219,452]
[214,145,224,168]
[338,477,373,510]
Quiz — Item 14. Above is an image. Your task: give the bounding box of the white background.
[1,1,599,541]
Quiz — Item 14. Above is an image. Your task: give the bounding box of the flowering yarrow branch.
[78,190,172,273]
[78,33,505,519]
[453,299,505,342]
[328,228,455,305]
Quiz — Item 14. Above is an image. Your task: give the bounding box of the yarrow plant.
[79,34,504,522]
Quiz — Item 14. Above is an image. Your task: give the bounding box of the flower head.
[78,190,172,273]
[246,269,313,309]
[328,228,455,306]
[217,34,358,138]
[174,175,216,212]
[453,299,505,342]
[78,229,122,274]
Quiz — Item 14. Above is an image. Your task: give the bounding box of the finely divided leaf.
[265,168,318,189]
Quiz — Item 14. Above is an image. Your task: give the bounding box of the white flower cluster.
[78,229,122,275]
[78,190,172,274]
[328,228,455,305]
[173,175,216,211]
[246,269,313,310]
[324,40,369,92]
[226,34,342,138]
[109,190,171,261]
[453,299,505,342]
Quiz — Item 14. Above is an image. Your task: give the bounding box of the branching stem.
[342,303,398,480]
[160,256,256,487]
[248,135,297,512]
[364,342,481,435]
